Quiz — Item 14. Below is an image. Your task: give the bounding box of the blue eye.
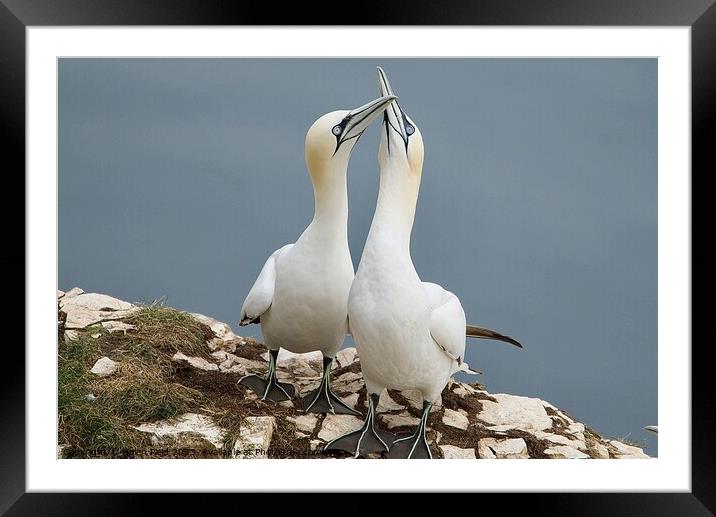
[332,125,343,136]
[406,124,415,135]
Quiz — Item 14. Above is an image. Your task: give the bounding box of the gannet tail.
[456,361,482,375]
[466,324,523,348]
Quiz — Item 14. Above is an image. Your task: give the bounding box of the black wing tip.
[466,325,524,349]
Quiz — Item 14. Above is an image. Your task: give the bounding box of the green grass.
[58,301,212,458]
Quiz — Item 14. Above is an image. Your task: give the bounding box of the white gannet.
[238,94,396,414]
[326,67,522,458]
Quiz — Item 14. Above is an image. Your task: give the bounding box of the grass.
[58,300,212,458]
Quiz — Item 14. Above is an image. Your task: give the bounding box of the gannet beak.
[334,94,397,152]
[377,66,410,150]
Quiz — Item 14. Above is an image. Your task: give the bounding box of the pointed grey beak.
[334,94,396,152]
[377,66,410,150]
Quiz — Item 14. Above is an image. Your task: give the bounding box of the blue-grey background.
[59,59,657,455]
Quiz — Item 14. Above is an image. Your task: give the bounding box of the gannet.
[326,67,522,458]
[238,94,396,415]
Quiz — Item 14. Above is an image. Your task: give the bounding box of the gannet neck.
[307,160,349,237]
[366,162,421,254]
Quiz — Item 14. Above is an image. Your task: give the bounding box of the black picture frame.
[3,0,708,513]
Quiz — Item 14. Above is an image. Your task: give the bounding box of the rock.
[402,390,441,413]
[333,347,358,368]
[376,391,404,412]
[452,383,478,397]
[379,412,420,430]
[134,413,225,449]
[590,442,610,459]
[535,431,585,449]
[63,287,84,299]
[567,422,586,442]
[609,440,649,459]
[332,372,364,393]
[60,293,139,329]
[277,349,323,374]
[101,321,137,333]
[172,352,219,371]
[443,408,470,430]
[57,290,65,299]
[91,333,101,339]
[296,431,310,439]
[310,440,323,451]
[478,394,552,432]
[64,330,80,341]
[440,445,476,459]
[478,438,529,459]
[191,312,238,352]
[544,446,590,459]
[287,414,319,434]
[85,393,96,401]
[222,357,265,375]
[317,414,363,442]
[342,393,360,409]
[232,416,275,459]
[90,356,118,377]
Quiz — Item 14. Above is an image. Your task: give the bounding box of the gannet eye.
[405,124,415,135]
[332,125,343,136]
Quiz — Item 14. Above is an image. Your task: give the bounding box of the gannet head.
[376,66,424,175]
[305,95,397,177]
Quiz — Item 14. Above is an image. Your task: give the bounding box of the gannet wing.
[423,282,468,367]
[239,244,294,325]
[466,324,523,348]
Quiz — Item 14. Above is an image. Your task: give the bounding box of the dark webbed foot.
[237,349,295,402]
[324,393,395,457]
[300,356,361,415]
[239,374,295,402]
[385,400,434,459]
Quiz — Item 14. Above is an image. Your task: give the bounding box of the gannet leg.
[323,393,395,457]
[299,356,361,416]
[386,400,433,459]
[238,349,295,402]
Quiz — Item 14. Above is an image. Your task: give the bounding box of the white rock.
[310,440,323,451]
[332,372,364,393]
[317,414,363,442]
[478,438,529,459]
[379,412,420,430]
[101,321,137,333]
[295,431,310,439]
[401,390,441,412]
[222,357,265,375]
[172,352,219,371]
[453,384,477,397]
[275,351,323,377]
[342,393,360,409]
[535,431,585,449]
[90,356,118,377]
[443,408,470,430]
[85,393,96,401]
[91,333,102,339]
[609,440,649,459]
[60,293,139,329]
[590,442,610,459]
[287,414,318,434]
[57,290,65,299]
[190,312,236,341]
[232,416,275,459]
[63,287,84,299]
[544,445,590,459]
[440,445,476,459]
[64,330,80,341]
[333,347,358,368]
[376,391,404,413]
[478,394,553,432]
[134,413,225,449]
